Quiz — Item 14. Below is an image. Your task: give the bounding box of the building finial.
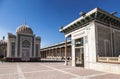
[23,21,26,25]
[79,12,86,16]
[110,12,118,15]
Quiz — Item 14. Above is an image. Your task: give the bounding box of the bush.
[0,58,3,62]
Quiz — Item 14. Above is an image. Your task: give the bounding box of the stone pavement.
[0,62,120,79]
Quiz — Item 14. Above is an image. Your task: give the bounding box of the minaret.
[3,36,5,40]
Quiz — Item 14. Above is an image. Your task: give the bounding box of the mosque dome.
[16,24,33,34]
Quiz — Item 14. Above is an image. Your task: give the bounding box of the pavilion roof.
[60,8,120,34]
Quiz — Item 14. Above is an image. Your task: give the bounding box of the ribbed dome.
[16,24,33,34]
[0,40,7,45]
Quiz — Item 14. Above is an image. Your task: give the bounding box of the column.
[56,48,57,57]
[60,47,62,57]
[15,36,18,57]
[50,49,51,56]
[52,49,54,58]
[34,36,36,57]
[46,50,47,58]
[64,37,68,65]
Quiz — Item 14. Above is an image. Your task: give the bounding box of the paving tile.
[89,73,120,79]
[0,62,120,79]
[64,67,103,76]
[0,74,18,79]
[24,70,74,79]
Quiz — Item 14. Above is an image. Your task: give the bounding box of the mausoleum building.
[6,23,41,61]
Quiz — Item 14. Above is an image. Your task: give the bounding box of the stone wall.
[88,22,120,74]
[88,62,120,74]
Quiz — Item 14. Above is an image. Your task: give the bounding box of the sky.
[0,0,120,48]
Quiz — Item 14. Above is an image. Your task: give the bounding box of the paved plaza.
[0,62,120,79]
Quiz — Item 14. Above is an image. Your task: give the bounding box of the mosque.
[0,23,41,61]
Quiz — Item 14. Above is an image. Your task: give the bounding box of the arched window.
[22,40,30,48]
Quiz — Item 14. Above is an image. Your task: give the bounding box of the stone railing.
[43,56,64,60]
[41,56,71,61]
[98,55,120,63]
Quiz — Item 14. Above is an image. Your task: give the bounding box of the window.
[22,40,30,48]
[75,38,83,47]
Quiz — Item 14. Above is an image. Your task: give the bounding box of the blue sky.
[0,0,120,48]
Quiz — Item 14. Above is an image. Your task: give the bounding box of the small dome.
[0,40,7,45]
[16,24,33,34]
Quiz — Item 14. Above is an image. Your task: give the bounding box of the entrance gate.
[75,48,84,67]
[22,49,30,61]
[75,37,84,67]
